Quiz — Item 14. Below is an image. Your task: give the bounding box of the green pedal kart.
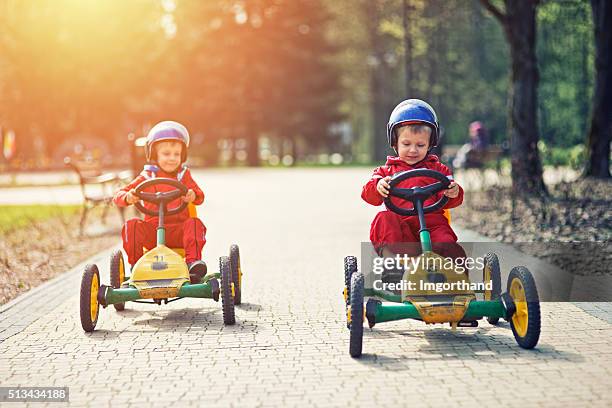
[344,169,540,357]
[79,177,243,332]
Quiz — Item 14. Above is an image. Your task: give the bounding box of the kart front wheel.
[229,244,242,305]
[349,272,365,358]
[483,252,501,325]
[80,264,101,332]
[220,256,235,325]
[507,266,540,349]
[110,250,126,311]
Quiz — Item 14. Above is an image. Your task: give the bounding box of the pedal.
[365,299,380,328]
[457,320,479,328]
[210,278,220,302]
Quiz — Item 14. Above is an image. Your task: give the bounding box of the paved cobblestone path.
[1,169,611,407]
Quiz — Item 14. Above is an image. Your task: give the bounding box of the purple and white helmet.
[145,121,190,162]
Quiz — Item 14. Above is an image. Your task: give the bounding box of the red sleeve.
[433,161,464,209]
[182,169,204,206]
[113,175,146,207]
[361,166,388,206]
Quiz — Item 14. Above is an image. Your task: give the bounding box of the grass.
[0,204,81,233]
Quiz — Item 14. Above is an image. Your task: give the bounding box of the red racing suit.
[113,165,206,265]
[362,154,465,259]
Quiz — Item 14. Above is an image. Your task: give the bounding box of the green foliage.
[0,0,596,165]
[0,0,343,164]
[538,141,586,169]
[538,0,594,147]
[0,205,80,233]
[324,0,595,162]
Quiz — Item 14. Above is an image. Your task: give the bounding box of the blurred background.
[0,0,604,174]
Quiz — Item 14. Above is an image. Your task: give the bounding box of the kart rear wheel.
[80,264,101,332]
[110,250,126,311]
[483,252,501,325]
[507,266,540,349]
[220,256,235,325]
[349,272,364,358]
[229,244,242,305]
[344,256,357,305]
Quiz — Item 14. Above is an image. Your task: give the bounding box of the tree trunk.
[586,0,611,178]
[246,136,259,167]
[480,0,547,196]
[402,0,413,96]
[366,0,392,162]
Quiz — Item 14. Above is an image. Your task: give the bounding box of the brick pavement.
[1,169,610,407]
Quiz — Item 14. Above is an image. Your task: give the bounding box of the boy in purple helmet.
[362,99,465,260]
[114,121,209,285]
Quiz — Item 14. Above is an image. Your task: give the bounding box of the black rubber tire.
[349,272,365,358]
[80,264,100,332]
[483,252,501,325]
[229,244,242,305]
[344,256,357,305]
[110,250,126,311]
[507,266,541,349]
[220,256,235,325]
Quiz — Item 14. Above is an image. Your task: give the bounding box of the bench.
[64,156,132,235]
[443,144,507,191]
[461,146,504,170]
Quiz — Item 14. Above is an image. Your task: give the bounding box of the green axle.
[371,299,506,323]
[104,281,216,304]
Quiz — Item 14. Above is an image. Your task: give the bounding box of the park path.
[1,168,611,407]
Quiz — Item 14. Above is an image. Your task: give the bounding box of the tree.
[0,0,168,162]
[585,0,611,178]
[173,0,343,166]
[480,0,546,196]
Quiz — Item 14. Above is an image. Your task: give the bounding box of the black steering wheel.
[383,169,452,216]
[133,178,188,217]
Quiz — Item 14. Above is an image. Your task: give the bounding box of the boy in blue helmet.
[362,99,465,259]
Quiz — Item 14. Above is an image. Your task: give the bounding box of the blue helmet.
[145,121,190,162]
[386,99,439,149]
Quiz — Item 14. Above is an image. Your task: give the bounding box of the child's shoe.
[188,260,208,284]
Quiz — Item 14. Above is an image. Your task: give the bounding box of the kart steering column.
[132,178,189,248]
[157,203,166,246]
[414,199,432,252]
[383,169,451,254]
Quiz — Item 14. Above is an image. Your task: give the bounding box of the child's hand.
[444,181,459,198]
[377,176,392,198]
[125,189,139,205]
[182,189,196,203]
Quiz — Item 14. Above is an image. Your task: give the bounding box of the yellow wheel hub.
[510,278,528,337]
[119,258,125,285]
[484,264,492,301]
[90,273,99,322]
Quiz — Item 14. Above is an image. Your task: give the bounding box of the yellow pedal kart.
[344,169,540,357]
[79,177,242,332]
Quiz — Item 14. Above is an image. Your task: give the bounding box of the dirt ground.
[0,208,122,305]
[454,177,611,276]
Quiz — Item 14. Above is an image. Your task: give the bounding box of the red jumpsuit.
[113,166,206,266]
[362,154,465,259]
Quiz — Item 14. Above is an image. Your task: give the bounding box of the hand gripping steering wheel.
[383,169,452,217]
[132,178,188,217]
